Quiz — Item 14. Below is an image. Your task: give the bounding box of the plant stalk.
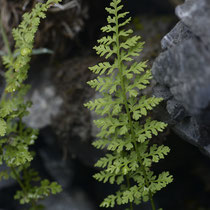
[114,6,156,210]
[11,166,27,194]
[126,175,134,210]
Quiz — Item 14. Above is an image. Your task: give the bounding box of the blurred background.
[0,0,210,209]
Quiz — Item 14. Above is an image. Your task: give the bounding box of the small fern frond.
[3,0,61,92]
[85,0,172,209]
[0,0,62,207]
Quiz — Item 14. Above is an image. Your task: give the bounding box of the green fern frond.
[3,0,61,92]
[85,0,172,209]
[0,0,62,208]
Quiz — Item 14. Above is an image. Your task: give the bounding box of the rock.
[161,21,193,50]
[37,128,96,210]
[153,37,210,116]
[176,0,210,47]
[51,55,103,167]
[23,67,63,129]
[33,127,73,189]
[24,84,63,129]
[40,190,96,210]
[152,0,210,156]
[153,84,172,101]
[166,99,187,122]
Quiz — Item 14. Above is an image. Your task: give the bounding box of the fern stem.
[31,199,37,209]
[0,16,12,58]
[11,166,27,194]
[11,166,38,208]
[126,175,133,210]
[114,6,156,210]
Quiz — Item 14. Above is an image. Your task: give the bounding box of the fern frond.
[85,0,172,208]
[4,0,61,92]
[0,0,62,207]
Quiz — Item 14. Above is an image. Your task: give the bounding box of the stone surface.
[153,37,210,116]
[38,129,73,188]
[40,191,96,210]
[37,130,95,210]
[161,21,193,50]
[152,0,210,156]
[24,84,63,129]
[51,55,103,167]
[176,0,210,46]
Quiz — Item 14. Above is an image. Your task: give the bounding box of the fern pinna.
[84,0,173,209]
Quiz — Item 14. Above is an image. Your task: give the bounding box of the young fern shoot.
[84,0,173,209]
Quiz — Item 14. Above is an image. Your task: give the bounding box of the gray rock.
[152,0,210,156]
[153,85,172,101]
[153,37,210,116]
[161,21,193,50]
[166,99,187,122]
[52,55,103,167]
[23,63,63,129]
[173,117,201,146]
[176,0,210,46]
[204,144,210,157]
[39,149,73,188]
[40,190,95,210]
[24,84,63,129]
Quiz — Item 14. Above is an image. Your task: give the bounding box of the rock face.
[152,0,210,156]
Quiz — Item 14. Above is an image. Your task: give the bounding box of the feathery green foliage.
[0,0,62,208]
[84,0,173,209]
